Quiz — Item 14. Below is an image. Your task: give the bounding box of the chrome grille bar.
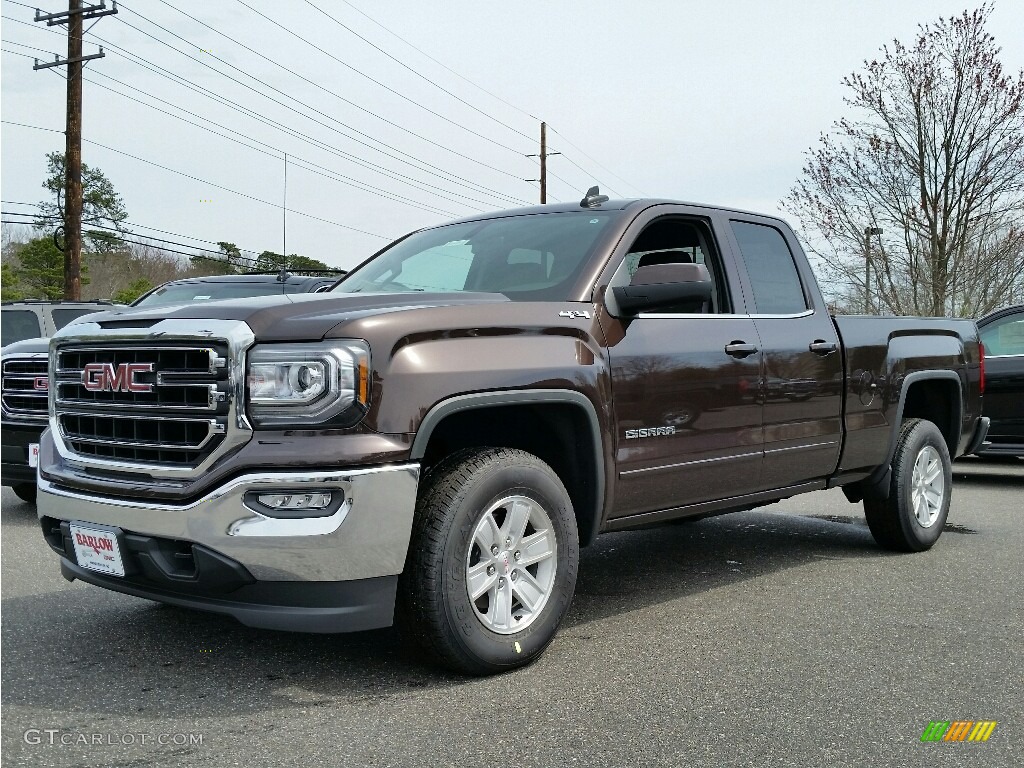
[1,357,50,420]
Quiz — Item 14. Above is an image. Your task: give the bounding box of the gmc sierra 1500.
[36,192,988,674]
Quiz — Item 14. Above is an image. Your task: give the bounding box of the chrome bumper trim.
[38,463,420,582]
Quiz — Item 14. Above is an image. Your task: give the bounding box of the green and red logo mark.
[921,721,997,742]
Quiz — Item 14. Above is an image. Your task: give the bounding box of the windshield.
[334,212,619,300]
[132,282,295,308]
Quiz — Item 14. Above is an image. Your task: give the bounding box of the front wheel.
[12,483,37,505]
[864,418,952,552]
[397,448,579,675]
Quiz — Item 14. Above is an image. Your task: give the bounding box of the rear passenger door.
[727,219,843,487]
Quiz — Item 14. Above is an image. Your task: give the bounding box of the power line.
[2,216,236,265]
[2,120,394,240]
[80,68,472,216]
[84,59,501,210]
[1,26,523,209]
[163,0,533,155]
[100,16,528,205]
[327,0,642,196]
[2,38,61,56]
[2,209,260,264]
[2,212,348,276]
[8,46,459,219]
[6,7,634,206]
[335,0,541,123]
[3,199,268,259]
[2,14,528,208]
[296,0,535,143]
[116,3,531,180]
[547,126,644,197]
[2,210,262,268]
[56,59,466,218]
[81,52,503,210]
[543,146,623,198]
[233,0,530,155]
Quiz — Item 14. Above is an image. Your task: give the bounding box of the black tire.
[396,447,579,675]
[12,483,37,505]
[864,418,952,552]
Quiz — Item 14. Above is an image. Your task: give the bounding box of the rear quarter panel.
[832,316,982,474]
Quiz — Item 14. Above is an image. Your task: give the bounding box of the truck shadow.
[0,510,928,720]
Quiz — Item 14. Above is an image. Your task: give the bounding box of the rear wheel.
[12,483,37,505]
[864,418,951,552]
[397,448,579,675]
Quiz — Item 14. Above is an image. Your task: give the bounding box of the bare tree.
[784,5,1024,317]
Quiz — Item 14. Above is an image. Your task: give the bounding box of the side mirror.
[612,263,713,315]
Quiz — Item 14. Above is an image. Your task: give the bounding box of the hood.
[63,292,511,341]
[1,336,50,357]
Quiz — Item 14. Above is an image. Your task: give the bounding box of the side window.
[618,218,731,314]
[731,221,808,315]
[51,308,99,330]
[980,312,1024,356]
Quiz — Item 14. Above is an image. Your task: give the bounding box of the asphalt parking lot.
[2,457,1021,768]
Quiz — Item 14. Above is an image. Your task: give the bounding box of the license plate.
[69,524,125,577]
[28,443,39,468]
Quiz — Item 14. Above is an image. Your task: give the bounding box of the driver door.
[601,212,764,519]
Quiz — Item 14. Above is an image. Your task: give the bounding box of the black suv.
[975,304,1024,458]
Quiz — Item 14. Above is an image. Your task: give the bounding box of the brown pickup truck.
[36,191,988,674]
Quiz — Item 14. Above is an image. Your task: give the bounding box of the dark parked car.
[976,304,1024,457]
[131,270,345,308]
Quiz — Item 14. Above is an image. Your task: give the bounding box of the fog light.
[244,489,344,519]
[256,492,333,510]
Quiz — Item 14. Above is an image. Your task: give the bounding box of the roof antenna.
[276,266,292,282]
[580,185,609,208]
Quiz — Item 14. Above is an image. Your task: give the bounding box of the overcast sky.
[2,0,1023,270]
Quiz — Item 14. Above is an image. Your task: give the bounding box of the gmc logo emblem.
[33,376,48,391]
[82,362,154,393]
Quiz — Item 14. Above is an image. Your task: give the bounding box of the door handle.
[725,341,758,358]
[809,339,838,356]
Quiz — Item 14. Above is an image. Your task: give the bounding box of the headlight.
[246,341,369,427]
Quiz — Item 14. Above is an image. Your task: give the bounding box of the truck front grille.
[1,357,49,421]
[53,344,231,467]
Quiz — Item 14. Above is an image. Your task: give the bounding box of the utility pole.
[864,226,883,313]
[540,121,547,205]
[282,153,288,264]
[525,121,560,204]
[33,1,118,300]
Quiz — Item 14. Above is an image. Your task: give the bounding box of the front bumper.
[1,422,45,485]
[37,463,420,632]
